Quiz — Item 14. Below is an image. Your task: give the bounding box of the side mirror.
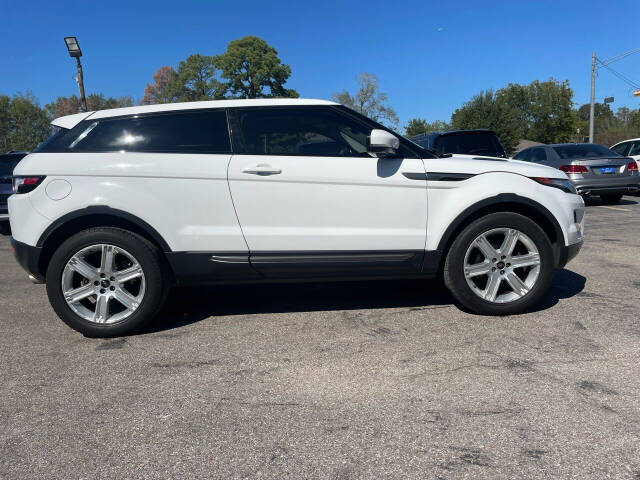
[367,129,400,157]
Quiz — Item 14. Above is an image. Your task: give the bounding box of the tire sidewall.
[444,212,555,315]
[46,228,166,337]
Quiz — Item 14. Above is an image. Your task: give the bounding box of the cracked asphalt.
[1,197,640,479]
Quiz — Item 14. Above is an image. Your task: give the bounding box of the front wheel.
[600,194,623,204]
[443,212,555,315]
[46,227,169,337]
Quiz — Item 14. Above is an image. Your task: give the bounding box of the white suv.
[9,99,585,336]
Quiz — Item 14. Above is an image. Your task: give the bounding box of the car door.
[227,106,427,278]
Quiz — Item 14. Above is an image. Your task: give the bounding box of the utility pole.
[589,52,596,144]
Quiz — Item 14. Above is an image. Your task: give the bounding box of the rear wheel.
[46,227,169,337]
[600,194,623,204]
[444,212,554,315]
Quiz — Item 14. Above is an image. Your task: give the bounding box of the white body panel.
[423,156,584,249]
[11,152,246,252]
[228,155,427,251]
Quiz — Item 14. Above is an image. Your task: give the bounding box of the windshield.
[553,144,620,159]
[434,132,506,157]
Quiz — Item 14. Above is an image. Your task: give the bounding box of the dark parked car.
[410,129,507,158]
[0,151,28,222]
[512,143,640,203]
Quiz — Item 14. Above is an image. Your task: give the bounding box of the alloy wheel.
[61,244,146,324]
[463,228,541,304]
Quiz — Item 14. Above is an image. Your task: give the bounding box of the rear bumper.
[10,237,44,282]
[571,177,640,195]
[557,240,582,269]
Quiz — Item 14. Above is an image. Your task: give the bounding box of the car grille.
[0,193,10,205]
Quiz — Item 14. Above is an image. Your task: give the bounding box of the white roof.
[51,98,338,129]
[611,138,640,146]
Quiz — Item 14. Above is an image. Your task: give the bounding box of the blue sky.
[1,0,639,127]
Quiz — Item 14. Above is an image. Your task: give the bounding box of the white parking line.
[597,205,631,212]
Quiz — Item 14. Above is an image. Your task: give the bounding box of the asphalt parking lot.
[1,197,640,480]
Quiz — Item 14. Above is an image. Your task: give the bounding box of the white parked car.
[611,138,640,169]
[9,99,585,337]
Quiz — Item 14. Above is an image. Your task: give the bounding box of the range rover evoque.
[9,99,585,337]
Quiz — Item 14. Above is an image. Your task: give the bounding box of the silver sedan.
[512,143,640,203]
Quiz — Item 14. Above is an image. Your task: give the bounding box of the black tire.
[443,212,555,315]
[46,227,169,337]
[600,194,623,204]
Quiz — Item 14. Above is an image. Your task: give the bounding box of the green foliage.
[450,90,523,153]
[215,36,298,98]
[574,103,640,146]
[332,73,398,128]
[0,92,51,152]
[404,118,451,138]
[141,37,298,103]
[451,79,576,153]
[169,54,226,101]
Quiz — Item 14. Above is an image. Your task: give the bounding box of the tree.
[141,66,179,105]
[46,94,134,118]
[331,73,398,127]
[215,36,298,98]
[451,90,523,153]
[2,92,51,151]
[405,118,450,138]
[170,54,225,101]
[450,79,576,153]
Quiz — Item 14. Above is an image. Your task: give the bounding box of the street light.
[64,36,87,112]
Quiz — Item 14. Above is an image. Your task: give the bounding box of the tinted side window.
[628,142,640,156]
[40,110,231,154]
[611,142,630,155]
[233,107,372,157]
[512,149,530,161]
[434,133,505,157]
[529,148,547,163]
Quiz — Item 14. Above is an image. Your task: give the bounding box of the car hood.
[424,154,567,179]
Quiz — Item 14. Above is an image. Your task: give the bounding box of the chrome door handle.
[242,164,282,176]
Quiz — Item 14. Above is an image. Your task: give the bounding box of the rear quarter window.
[38,110,231,154]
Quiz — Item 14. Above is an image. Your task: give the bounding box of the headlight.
[530,177,577,194]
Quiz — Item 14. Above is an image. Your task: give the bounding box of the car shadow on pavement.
[145,268,586,334]
[529,268,586,312]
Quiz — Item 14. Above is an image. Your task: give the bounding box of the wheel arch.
[37,206,171,276]
[431,194,565,272]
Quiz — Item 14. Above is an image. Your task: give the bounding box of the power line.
[599,48,640,66]
[597,61,640,89]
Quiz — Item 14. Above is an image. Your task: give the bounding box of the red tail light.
[559,165,588,174]
[12,176,46,194]
[628,161,638,172]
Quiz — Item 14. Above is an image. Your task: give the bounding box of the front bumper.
[10,237,44,282]
[557,240,583,269]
